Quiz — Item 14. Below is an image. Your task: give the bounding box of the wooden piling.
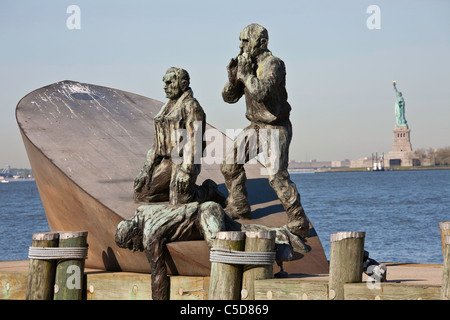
[241,230,276,300]
[26,232,59,300]
[208,231,245,300]
[439,222,450,257]
[441,235,450,300]
[54,231,88,300]
[328,231,365,300]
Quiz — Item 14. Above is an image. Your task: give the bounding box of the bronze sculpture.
[124,68,228,299]
[220,23,310,239]
[115,201,226,300]
[133,67,225,206]
[116,27,314,298]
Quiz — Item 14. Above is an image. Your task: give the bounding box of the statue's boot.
[224,197,251,220]
[268,173,310,239]
[223,171,251,219]
[220,162,252,219]
[286,205,310,239]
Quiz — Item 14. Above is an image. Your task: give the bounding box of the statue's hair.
[244,23,269,43]
[165,67,190,87]
[115,217,139,248]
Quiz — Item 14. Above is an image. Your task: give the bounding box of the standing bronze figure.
[221,24,309,239]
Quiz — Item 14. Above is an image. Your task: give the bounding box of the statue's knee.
[200,201,224,218]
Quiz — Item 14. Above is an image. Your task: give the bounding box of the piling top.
[440,222,450,230]
[32,232,59,241]
[245,230,276,239]
[59,231,88,240]
[212,231,245,241]
[330,231,365,243]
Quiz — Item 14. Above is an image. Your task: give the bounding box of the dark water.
[293,169,450,264]
[0,180,48,261]
[0,170,449,264]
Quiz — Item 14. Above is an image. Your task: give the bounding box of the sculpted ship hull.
[16,80,328,276]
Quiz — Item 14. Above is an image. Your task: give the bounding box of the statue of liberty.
[393,81,408,127]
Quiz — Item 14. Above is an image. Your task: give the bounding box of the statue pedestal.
[386,126,419,167]
[391,126,412,153]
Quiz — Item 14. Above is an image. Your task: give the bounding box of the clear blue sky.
[1,0,449,168]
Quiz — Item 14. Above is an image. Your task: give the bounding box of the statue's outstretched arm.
[393,81,399,93]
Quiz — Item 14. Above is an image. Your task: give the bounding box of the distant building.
[350,82,421,169]
[288,159,350,170]
[289,160,332,169]
[331,160,350,168]
[350,157,373,169]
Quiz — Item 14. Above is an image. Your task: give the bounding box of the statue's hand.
[134,169,149,193]
[134,149,155,193]
[133,176,144,193]
[173,164,193,195]
[226,58,238,84]
[236,54,253,82]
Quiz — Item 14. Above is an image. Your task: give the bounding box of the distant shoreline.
[289,166,450,173]
[0,178,35,182]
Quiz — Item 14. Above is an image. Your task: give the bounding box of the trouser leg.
[262,123,310,238]
[146,242,169,300]
[134,157,171,202]
[219,126,256,219]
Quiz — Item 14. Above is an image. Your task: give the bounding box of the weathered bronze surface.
[134,67,225,206]
[221,24,309,239]
[115,200,309,299]
[124,63,311,298]
[124,68,231,299]
[115,201,225,299]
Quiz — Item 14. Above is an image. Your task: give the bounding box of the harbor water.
[296,169,450,264]
[0,180,48,261]
[0,170,449,264]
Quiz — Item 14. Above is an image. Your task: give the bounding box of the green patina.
[393,81,408,128]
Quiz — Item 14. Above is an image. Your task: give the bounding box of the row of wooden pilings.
[209,221,450,300]
[26,231,88,300]
[207,230,369,300]
[209,230,276,300]
[24,222,450,300]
